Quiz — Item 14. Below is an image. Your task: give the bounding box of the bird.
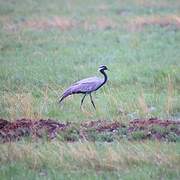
[59,65,109,109]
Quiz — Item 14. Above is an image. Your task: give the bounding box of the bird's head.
[98,65,109,71]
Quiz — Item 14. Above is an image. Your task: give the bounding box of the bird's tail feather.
[59,89,72,103]
[59,94,67,103]
[59,96,64,103]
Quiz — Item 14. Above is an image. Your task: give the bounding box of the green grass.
[0,0,180,179]
[0,0,180,121]
[0,141,180,180]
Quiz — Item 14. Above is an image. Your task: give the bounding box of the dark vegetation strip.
[0,118,180,143]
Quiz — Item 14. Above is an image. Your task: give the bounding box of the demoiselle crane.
[59,65,109,109]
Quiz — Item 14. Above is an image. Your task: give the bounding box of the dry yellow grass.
[0,141,179,171]
[165,75,174,115]
[3,93,37,120]
[138,89,149,115]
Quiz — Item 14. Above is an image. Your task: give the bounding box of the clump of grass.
[165,75,174,116]
[0,141,180,173]
[3,93,39,120]
[167,132,180,142]
[57,124,80,142]
[138,88,149,115]
[151,125,168,135]
[96,132,115,142]
[130,130,147,140]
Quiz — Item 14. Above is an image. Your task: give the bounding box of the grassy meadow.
[0,0,180,179]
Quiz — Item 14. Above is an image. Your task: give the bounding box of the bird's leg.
[80,93,87,109]
[89,93,96,110]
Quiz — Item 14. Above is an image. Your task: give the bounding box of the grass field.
[0,0,180,179]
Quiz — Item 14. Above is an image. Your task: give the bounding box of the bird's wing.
[59,77,103,103]
[59,77,103,102]
[71,76,103,92]
[72,76,100,85]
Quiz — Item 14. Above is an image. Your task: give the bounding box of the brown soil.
[96,17,117,30]
[4,16,117,32]
[0,118,68,142]
[127,15,180,31]
[23,17,76,30]
[0,118,179,143]
[3,14,180,33]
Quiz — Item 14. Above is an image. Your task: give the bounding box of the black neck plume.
[100,69,108,85]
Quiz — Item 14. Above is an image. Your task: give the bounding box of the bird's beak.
[107,68,110,71]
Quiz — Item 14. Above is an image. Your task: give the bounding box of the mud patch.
[0,118,179,143]
[23,17,76,30]
[0,118,68,142]
[98,4,109,12]
[3,17,76,32]
[127,15,180,31]
[96,17,117,30]
[135,0,179,9]
[84,17,117,31]
[4,16,118,32]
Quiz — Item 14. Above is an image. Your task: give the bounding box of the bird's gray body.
[59,65,108,109]
[61,76,104,100]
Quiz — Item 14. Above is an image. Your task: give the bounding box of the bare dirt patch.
[3,16,77,32]
[84,17,117,31]
[4,16,117,32]
[98,4,109,12]
[4,14,180,32]
[0,118,179,143]
[0,118,67,142]
[23,17,76,30]
[127,15,180,31]
[135,0,175,8]
[96,17,117,30]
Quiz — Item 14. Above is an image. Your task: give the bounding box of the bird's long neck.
[100,70,108,85]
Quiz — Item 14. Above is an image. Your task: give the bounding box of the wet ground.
[0,118,180,143]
